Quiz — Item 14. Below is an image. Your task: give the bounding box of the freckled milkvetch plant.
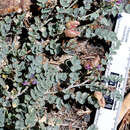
[0,0,130,129]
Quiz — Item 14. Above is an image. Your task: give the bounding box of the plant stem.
[11,87,29,100]
[44,79,90,95]
[68,0,78,9]
[64,79,90,91]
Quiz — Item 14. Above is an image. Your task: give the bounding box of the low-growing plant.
[0,0,130,129]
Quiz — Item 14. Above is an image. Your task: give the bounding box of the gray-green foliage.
[0,108,5,127]
[87,124,98,130]
[45,40,61,55]
[125,4,130,13]
[0,0,129,129]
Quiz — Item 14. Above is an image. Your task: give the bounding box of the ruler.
[94,12,130,130]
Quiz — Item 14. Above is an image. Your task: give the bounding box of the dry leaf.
[13,36,20,49]
[72,4,78,8]
[66,20,80,29]
[39,116,47,123]
[81,55,100,70]
[90,24,100,30]
[0,58,8,68]
[118,109,130,130]
[77,109,91,116]
[0,0,31,15]
[45,0,57,7]
[42,54,49,65]
[94,91,105,108]
[65,20,80,38]
[43,54,72,66]
[12,103,17,108]
[94,91,103,100]
[64,29,80,38]
[3,85,9,90]
[118,93,130,124]
[48,118,55,126]
[91,55,100,67]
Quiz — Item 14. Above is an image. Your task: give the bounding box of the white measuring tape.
[94,12,130,130]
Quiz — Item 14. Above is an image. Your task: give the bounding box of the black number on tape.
[108,72,120,87]
[104,95,114,110]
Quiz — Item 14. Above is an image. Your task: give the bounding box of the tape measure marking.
[94,12,130,130]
